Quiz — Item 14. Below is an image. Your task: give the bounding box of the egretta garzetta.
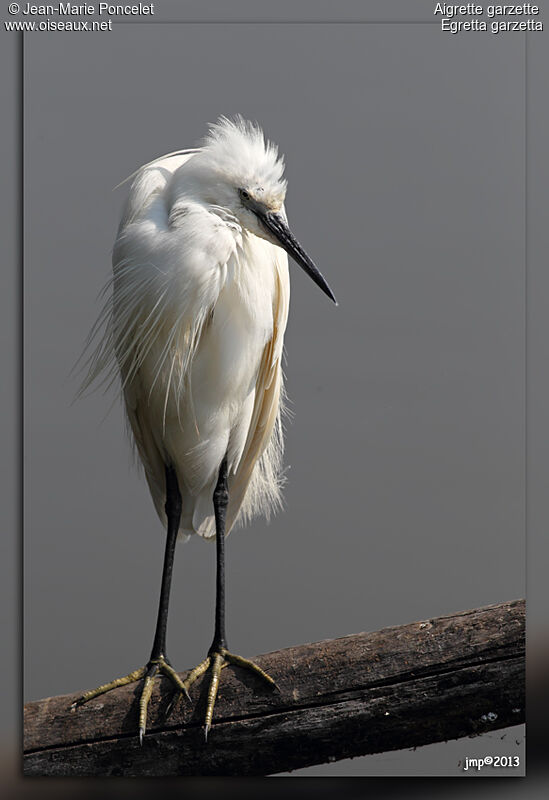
[74,116,336,741]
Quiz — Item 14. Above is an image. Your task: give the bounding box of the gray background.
[7,0,547,779]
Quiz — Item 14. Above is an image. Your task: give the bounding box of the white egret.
[75,116,336,741]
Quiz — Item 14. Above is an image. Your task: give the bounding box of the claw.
[165,688,187,717]
[74,666,147,708]
[139,673,156,739]
[181,656,211,698]
[224,650,277,688]
[204,652,224,734]
[73,655,187,742]
[182,647,277,742]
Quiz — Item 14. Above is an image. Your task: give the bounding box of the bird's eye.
[239,189,250,202]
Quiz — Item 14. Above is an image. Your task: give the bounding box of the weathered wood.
[24,599,524,776]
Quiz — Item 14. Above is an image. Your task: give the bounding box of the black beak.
[257,211,337,304]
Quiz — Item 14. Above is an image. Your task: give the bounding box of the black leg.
[210,456,228,652]
[75,463,188,744]
[77,457,277,742]
[150,465,182,659]
[180,456,277,741]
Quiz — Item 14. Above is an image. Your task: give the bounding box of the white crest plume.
[197,115,287,196]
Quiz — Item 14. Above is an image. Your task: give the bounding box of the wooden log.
[24,599,524,776]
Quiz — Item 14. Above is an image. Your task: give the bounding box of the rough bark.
[23,599,525,776]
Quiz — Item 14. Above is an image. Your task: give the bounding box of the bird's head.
[185,116,336,303]
[192,116,287,226]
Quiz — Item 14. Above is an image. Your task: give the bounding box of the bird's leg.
[181,457,277,740]
[150,464,181,661]
[73,465,188,743]
[211,455,229,652]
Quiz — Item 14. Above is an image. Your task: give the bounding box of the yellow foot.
[182,647,278,741]
[72,655,187,744]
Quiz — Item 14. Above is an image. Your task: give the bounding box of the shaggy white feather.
[81,118,290,540]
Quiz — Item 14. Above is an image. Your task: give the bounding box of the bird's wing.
[99,149,240,399]
[81,151,241,529]
[117,150,198,230]
[226,250,290,532]
[77,150,200,398]
[122,369,168,524]
[113,149,199,193]
[117,201,243,510]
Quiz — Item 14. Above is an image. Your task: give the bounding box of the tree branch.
[24,599,524,776]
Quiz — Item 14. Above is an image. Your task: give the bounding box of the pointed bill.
[258,211,337,304]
